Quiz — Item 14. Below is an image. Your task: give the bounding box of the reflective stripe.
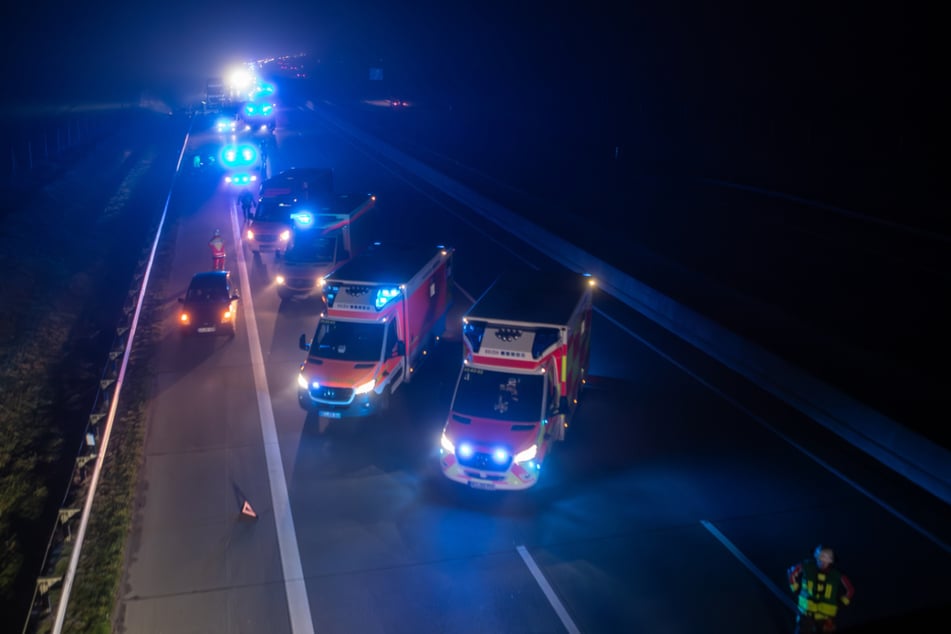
[795,560,843,619]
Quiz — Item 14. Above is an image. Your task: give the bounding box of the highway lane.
[116,105,951,633]
[322,94,949,448]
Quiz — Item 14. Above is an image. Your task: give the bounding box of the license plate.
[198,327,216,333]
[318,411,342,419]
[468,480,495,491]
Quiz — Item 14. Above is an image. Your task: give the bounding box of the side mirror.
[231,293,240,301]
[299,334,310,351]
[395,341,406,357]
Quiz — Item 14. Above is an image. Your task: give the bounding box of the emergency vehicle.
[244,168,336,257]
[439,270,594,490]
[297,244,454,420]
[275,193,376,300]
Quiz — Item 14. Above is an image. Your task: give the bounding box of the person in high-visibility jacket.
[787,545,855,633]
[208,228,226,271]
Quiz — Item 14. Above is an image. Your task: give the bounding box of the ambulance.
[439,270,594,490]
[298,243,454,420]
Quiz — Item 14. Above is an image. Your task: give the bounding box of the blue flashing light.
[220,143,258,168]
[492,448,508,464]
[458,442,474,459]
[291,210,314,227]
[225,172,257,186]
[254,81,275,97]
[324,283,339,307]
[375,287,401,310]
[244,100,275,118]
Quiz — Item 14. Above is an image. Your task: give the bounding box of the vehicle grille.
[310,386,353,403]
[457,451,512,472]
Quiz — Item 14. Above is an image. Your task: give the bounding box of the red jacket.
[209,235,225,257]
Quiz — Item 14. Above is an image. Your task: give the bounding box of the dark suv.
[178,271,240,337]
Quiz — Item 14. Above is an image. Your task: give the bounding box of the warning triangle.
[241,500,257,519]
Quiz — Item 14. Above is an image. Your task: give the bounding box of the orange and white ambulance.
[440,270,594,490]
[297,243,454,420]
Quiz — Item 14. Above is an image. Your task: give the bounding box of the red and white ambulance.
[440,270,594,490]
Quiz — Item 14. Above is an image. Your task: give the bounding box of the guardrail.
[20,251,150,634]
[20,114,191,634]
[308,101,951,507]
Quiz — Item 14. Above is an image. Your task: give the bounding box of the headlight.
[179,312,189,324]
[297,374,309,389]
[246,229,255,240]
[440,432,454,454]
[513,444,537,463]
[279,230,291,241]
[276,275,285,285]
[354,379,375,395]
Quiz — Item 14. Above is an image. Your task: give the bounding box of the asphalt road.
[114,103,951,633]
[319,91,950,450]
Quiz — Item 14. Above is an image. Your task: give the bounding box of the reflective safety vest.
[792,559,849,619]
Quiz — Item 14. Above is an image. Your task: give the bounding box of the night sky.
[4,2,935,109]
[1,1,939,214]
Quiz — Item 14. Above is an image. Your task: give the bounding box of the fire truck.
[439,270,594,490]
[297,243,454,420]
[275,193,376,300]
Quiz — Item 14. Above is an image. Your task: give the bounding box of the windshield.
[254,200,293,223]
[286,236,336,264]
[185,275,230,303]
[452,366,544,422]
[310,319,385,362]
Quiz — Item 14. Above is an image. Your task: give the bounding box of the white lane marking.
[700,520,797,613]
[454,281,476,305]
[516,545,581,634]
[231,205,315,634]
[598,307,951,556]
